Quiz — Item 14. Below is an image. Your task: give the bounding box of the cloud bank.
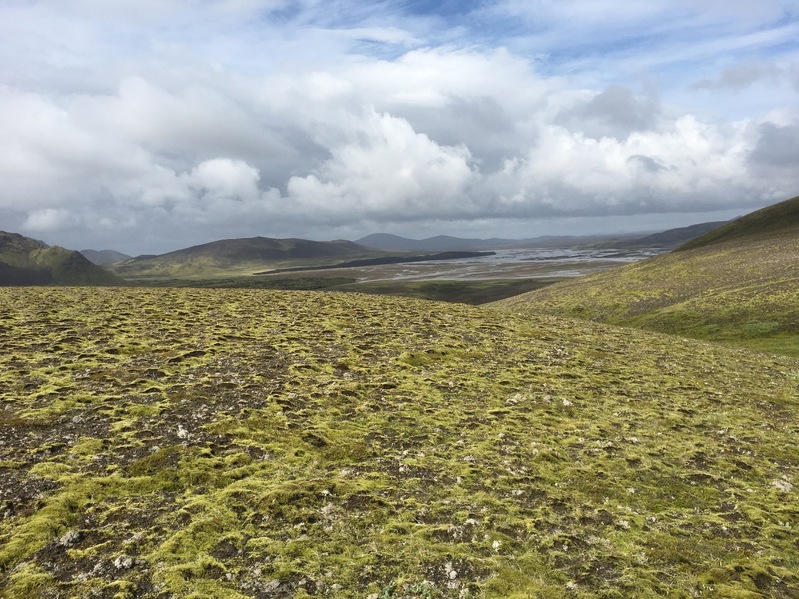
[1,1,798,252]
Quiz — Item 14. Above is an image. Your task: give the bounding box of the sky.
[1,0,798,254]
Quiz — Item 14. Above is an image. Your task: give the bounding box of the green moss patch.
[0,287,797,597]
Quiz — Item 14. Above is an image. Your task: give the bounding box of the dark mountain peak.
[0,231,121,286]
[0,231,48,256]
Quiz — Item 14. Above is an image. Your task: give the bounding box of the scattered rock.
[114,554,135,570]
[772,478,793,492]
[58,530,81,547]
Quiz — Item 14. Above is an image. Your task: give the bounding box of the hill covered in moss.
[493,195,799,356]
[679,194,799,251]
[0,232,120,286]
[1,287,797,597]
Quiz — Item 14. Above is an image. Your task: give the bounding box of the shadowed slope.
[0,288,797,597]
[0,232,120,286]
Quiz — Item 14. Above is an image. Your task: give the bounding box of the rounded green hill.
[0,232,120,286]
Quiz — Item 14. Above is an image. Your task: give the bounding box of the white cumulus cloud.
[22,208,78,233]
[0,1,797,253]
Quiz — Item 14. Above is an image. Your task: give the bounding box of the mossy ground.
[337,279,559,305]
[128,275,561,306]
[0,287,797,597]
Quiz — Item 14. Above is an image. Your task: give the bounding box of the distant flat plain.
[260,247,666,282]
[138,247,669,306]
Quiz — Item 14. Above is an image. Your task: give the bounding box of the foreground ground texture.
[0,287,797,598]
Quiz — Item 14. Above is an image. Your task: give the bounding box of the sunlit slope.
[1,288,797,597]
[493,195,799,355]
[679,193,799,251]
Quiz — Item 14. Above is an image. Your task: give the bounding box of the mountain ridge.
[0,231,121,286]
[80,249,132,265]
[356,222,724,252]
[356,233,517,251]
[678,193,799,251]
[584,221,728,249]
[111,236,387,279]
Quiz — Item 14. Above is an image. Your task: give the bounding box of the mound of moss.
[0,288,797,597]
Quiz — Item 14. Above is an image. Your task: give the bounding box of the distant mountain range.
[586,221,729,249]
[0,232,121,286]
[355,222,726,252]
[356,233,519,251]
[0,218,729,285]
[355,232,641,251]
[80,249,132,265]
[110,236,387,279]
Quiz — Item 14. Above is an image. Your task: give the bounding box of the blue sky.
[1,0,798,253]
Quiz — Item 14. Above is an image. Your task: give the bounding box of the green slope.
[493,195,799,356]
[0,288,797,597]
[680,193,799,251]
[0,231,46,266]
[0,232,121,286]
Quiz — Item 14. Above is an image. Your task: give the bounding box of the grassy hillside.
[33,247,121,286]
[0,231,47,266]
[679,194,799,251]
[493,196,799,356]
[1,287,797,597]
[112,237,386,280]
[0,232,120,286]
